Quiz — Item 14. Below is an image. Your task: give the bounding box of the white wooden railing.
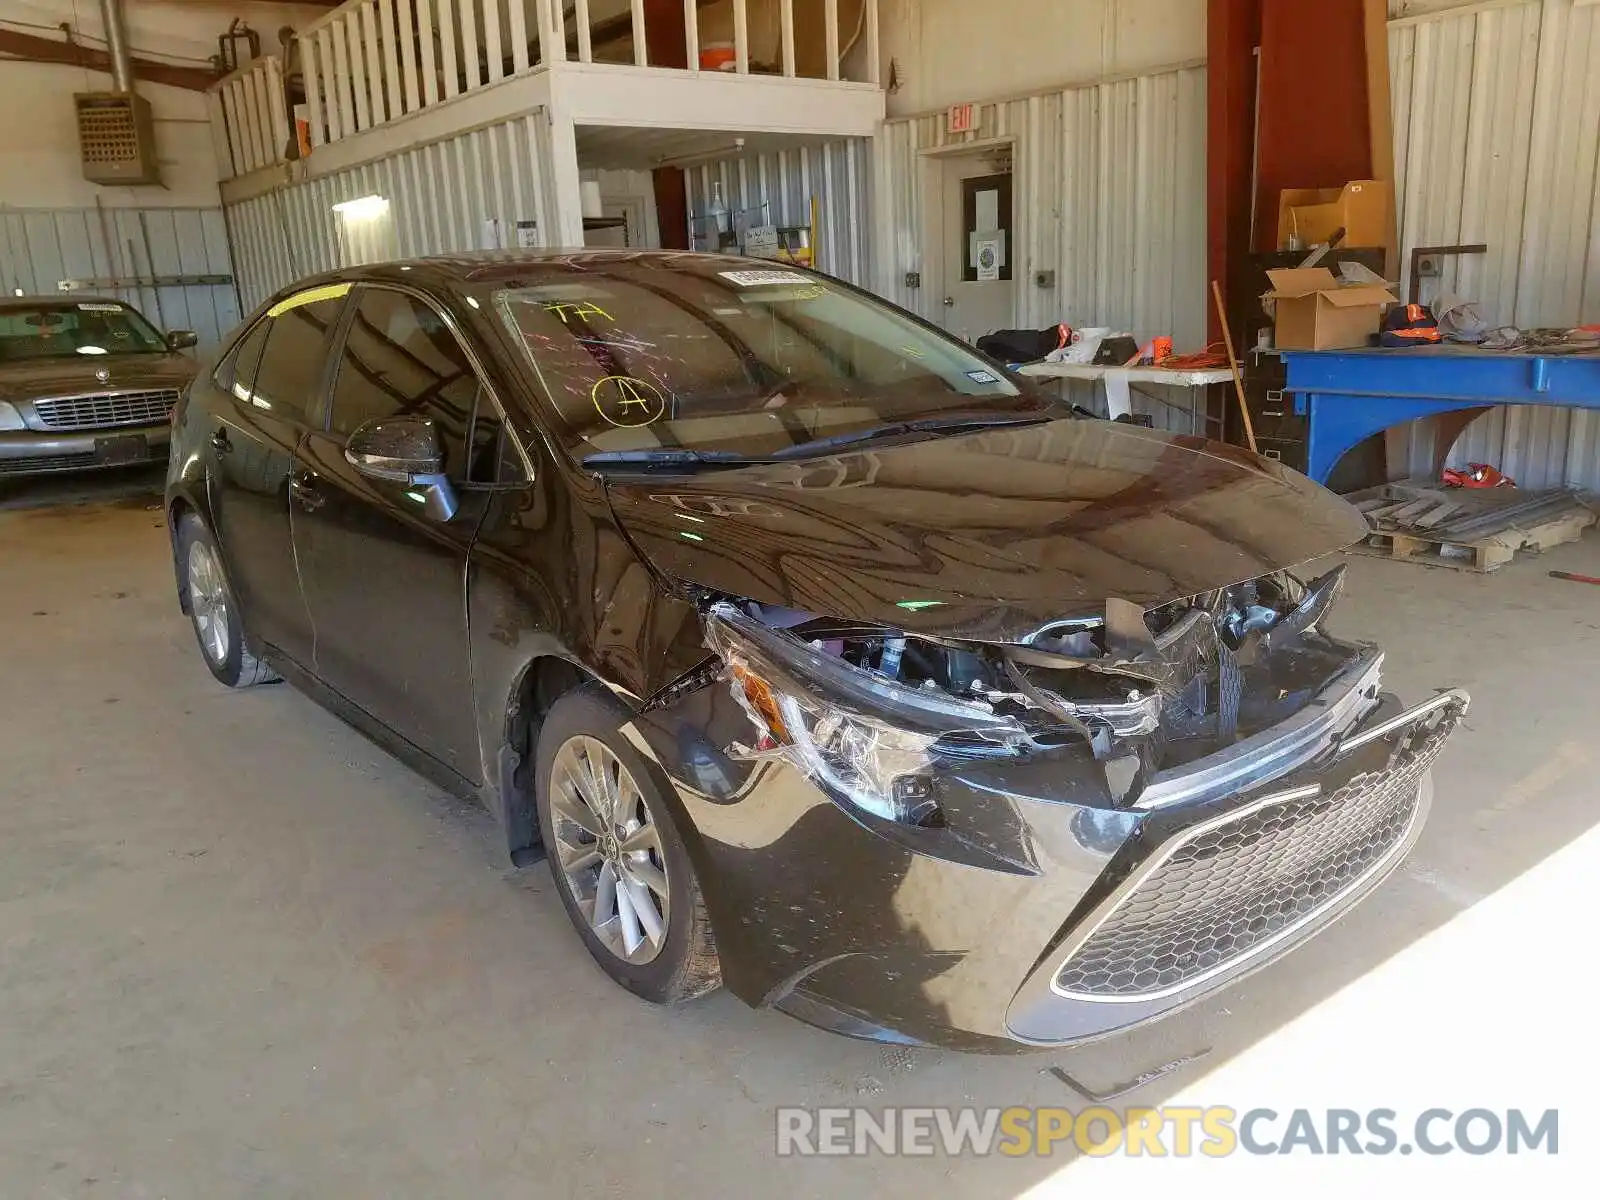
[209,55,292,178]
[209,1,879,176]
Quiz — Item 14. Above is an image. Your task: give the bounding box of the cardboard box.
[1277,180,1393,250]
[1265,267,1397,350]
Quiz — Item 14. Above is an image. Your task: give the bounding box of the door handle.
[210,428,233,454]
[289,472,325,513]
[942,296,956,307]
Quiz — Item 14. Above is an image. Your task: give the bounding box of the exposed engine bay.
[705,565,1371,820]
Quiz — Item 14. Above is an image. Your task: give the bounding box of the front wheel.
[534,686,720,1004]
[177,513,278,689]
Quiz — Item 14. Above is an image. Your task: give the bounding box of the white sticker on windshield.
[718,270,811,287]
[77,302,124,313]
[966,369,1000,384]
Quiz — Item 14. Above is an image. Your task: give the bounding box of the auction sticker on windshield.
[719,270,812,287]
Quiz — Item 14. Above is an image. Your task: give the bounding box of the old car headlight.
[709,604,1027,825]
[0,402,24,432]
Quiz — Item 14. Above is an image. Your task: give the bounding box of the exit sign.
[947,103,977,134]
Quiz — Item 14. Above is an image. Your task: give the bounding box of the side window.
[247,289,347,422]
[211,318,270,401]
[330,288,477,478]
[463,388,528,485]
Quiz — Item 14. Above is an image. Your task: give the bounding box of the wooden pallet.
[1346,481,1596,573]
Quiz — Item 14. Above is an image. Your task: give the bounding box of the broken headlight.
[707,603,1029,825]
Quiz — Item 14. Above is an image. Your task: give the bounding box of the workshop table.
[1020,361,1232,430]
[1281,346,1600,484]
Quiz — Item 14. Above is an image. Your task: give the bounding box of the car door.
[290,284,499,779]
[205,285,349,666]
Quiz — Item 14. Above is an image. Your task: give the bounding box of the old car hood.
[0,353,196,402]
[602,419,1368,642]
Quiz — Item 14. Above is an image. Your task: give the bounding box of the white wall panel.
[226,109,558,312]
[875,65,1207,352]
[878,0,1206,118]
[1390,0,1600,487]
[684,139,873,286]
[0,206,239,350]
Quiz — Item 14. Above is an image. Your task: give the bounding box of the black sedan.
[0,296,198,477]
[165,252,1466,1051]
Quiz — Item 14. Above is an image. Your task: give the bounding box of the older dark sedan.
[165,252,1466,1051]
[0,296,198,477]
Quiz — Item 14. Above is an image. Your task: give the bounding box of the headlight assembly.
[707,603,1028,825]
[0,401,25,432]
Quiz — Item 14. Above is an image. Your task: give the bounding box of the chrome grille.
[1055,713,1457,1000]
[32,389,179,431]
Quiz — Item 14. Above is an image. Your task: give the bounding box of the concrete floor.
[2,466,1595,1196]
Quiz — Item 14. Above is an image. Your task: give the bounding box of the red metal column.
[1207,0,1262,342]
[1252,0,1375,251]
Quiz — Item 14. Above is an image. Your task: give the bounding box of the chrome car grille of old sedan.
[32,389,181,431]
[1053,705,1460,1001]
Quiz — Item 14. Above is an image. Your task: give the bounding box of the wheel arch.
[497,654,603,863]
[165,484,213,614]
[494,655,711,882]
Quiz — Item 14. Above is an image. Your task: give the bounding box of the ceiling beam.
[0,27,220,91]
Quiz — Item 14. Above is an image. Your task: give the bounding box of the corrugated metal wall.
[227,110,562,313]
[874,65,1209,349]
[684,139,874,287]
[1390,0,1600,487]
[0,207,240,350]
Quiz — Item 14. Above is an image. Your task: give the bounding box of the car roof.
[0,295,129,311]
[274,250,808,299]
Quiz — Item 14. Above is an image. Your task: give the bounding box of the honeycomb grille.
[1055,715,1455,999]
[33,390,179,431]
[76,100,139,165]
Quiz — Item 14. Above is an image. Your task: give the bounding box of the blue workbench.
[1280,346,1600,484]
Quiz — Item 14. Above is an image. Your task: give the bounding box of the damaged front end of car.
[672,564,1467,1048]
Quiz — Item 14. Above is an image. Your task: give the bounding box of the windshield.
[0,301,167,362]
[494,261,1056,461]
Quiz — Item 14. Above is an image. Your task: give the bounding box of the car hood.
[602,419,1368,642]
[0,353,197,402]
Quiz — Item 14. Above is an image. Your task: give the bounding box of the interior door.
[290,285,496,779]
[938,159,1016,345]
[205,287,347,666]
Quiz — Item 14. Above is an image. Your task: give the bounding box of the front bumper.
[634,660,1467,1052]
[1005,689,1461,1045]
[0,423,170,477]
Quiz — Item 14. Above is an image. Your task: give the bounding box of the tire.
[534,685,720,1004]
[177,512,279,689]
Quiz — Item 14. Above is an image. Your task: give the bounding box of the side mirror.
[345,415,458,521]
[167,329,199,351]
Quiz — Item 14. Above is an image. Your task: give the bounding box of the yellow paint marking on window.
[267,282,352,318]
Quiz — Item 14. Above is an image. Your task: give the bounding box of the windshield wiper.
[581,447,758,471]
[768,412,1053,460]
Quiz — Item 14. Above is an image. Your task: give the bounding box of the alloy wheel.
[187,539,231,666]
[549,735,671,965]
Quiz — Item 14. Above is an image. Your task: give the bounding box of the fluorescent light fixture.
[655,136,747,169]
[76,345,107,355]
[332,194,389,220]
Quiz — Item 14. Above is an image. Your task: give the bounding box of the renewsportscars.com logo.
[775,1106,1560,1158]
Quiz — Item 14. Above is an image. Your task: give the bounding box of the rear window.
[212,319,271,400]
[234,286,349,423]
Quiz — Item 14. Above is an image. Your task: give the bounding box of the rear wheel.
[534,687,720,1003]
[178,513,278,689]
